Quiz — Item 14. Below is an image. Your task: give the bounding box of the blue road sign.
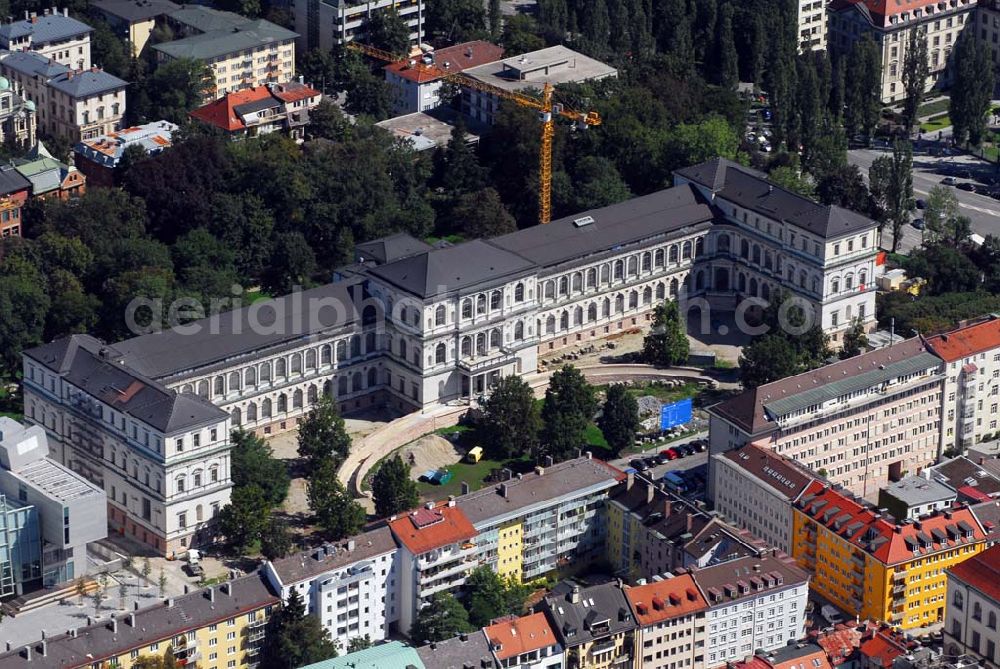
[660,398,693,431]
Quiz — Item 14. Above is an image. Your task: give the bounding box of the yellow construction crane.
[347,43,602,225]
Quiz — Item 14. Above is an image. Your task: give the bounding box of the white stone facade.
[292,0,424,54]
[703,581,808,666]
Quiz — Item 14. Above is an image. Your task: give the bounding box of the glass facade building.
[0,493,42,599]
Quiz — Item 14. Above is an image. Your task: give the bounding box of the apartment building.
[926,454,1000,503]
[300,641,428,669]
[540,581,638,669]
[455,455,622,582]
[73,120,177,187]
[926,317,1000,453]
[388,500,478,635]
[0,164,30,238]
[0,418,106,593]
[153,7,296,99]
[0,9,92,69]
[189,81,322,139]
[0,571,278,668]
[484,612,564,669]
[0,51,126,141]
[461,45,618,126]
[792,482,988,630]
[263,526,399,648]
[417,631,499,669]
[22,335,232,555]
[13,141,85,199]
[708,337,945,497]
[945,544,1000,668]
[829,0,977,102]
[675,158,879,344]
[691,554,810,667]
[607,474,763,582]
[710,444,817,555]
[624,574,708,669]
[384,40,503,115]
[734,643,834,669]
[878,475,959,520]
[292,0,424,54]
[90,0,179,56]
[798,0,828,51]
[0,77,36,149]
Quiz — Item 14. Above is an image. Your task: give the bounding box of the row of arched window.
[230,369,382,425]
[174,465,221,494]
[539,280,679,335]
[458,283,527,321]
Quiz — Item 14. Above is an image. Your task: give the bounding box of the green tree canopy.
[231,429,290,508]
[839,319,869,359]
[479,375,541,459]
[739,334,802,389]
[261,517,293,561]
[217,484,271,553]
[869,141,914,253]
[950,34,995,146]
[297,394,352,467]
[463,566,530,628]
[409,592,474,643]
[642,301,689,366]
[901,28,929,132]
[262,588,339,669]
[598,384,639,455]
[540,365,597,462]
[371,455,420,518]
[308,457,366,540]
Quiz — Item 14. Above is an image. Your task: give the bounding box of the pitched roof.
[298,641,425,669]
[385,40,504,83]
[814,625,864,666]
[490,183,715,271]
[794,482,987,565]
[719,443,816,501]
[153,17,296,61]
[355,232,433,266]
[624,574,707,627]
[709,338,940,436]
[0,49,70,78]
[674,157,766,191]
[949,543,1000,602]
[858,633,908,668]
[925,317,1000,363]
[0,12,92,44]
[267,526,397,586]
[484,612,559,661]
[689,554,809,606]
[541,581,637,647]
[388,502,477,555]
[0,163,30,195]
[0,572,278,669]
[765,643,833,669]
[189,85,274,131]
[22,334,226,434]
[970,500,1000,542]
[47,67,128,98]
[416,632,497,669]
[456,456,623,526]
[166,5,247,31]
[91,0,181,23]
[928,456,1000,500]
[829,0,963,28]
[74,121,177,168]
[368,239,535,299]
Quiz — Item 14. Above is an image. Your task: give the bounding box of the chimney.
[664,499,673,516]
[134,601,141,611]
[221,582,231,596]
[110,615,117,634]
[184,585,189,594]
[687,515,695,531]
[38,641,45,658]
[646,481,655,504]
[545,455,553,467]
[499,483,509,498]
[461,481,470,494]
[22,646,30,662]
[459,632,468,642]
[166,598,175,607]
[534,465,544,476]
[207,586,215,602]
[585,451,592,459]
[128,612,136,627]
[570,585,581,603]
[626,469,635,489]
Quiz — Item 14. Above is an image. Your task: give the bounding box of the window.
[435,343,446,364]
[176,475,186,493]
[490,290,502,310]
[461,299,472,319]
[514,283,525,301]
[953,591,964,610]
[178,512,187,529]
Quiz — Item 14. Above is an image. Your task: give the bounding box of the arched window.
[572,273,582,292]
[181,384,193,395]
[669,245,679,263]
[613,260,624,280]
[336,340,347,361]
[859,270,868,287]
[988,611,997,630]
[764,252,773,270]
[682,241,692,260]
[559,276,568,295]
[176,475,186,493]
[305,349,317,369]
[603,297,611,317]
[362,304,377,326]
[953,591,964,609]
[231,407,241,426]
[490,329,502,348]
[275,358,287,377]
[352,372,363,392]
[973,602,982,621]
[574,305,583,325]
[695,237,704,257]
[750,278,758,297]
[477,294,487,314]
[321,345,332,365]
[367,368,377,387]
[214,376,225,397]
[615,294,625,312]
[752,245,761,265]
[277,394,287,413]
[350,335,361,358]
[670,278,679,297]
[642,252,652,271]
[514,283,525,301]
[546,315,556,334]
[293,389,303,408]
[588,303,598,321]
[461,337,472,357]
[514,321,524,340]
[740,240,749,259]
[845,274,854,290]
[762,283,770,301]
[586,268,597,288]
[196,505,203,522]
[629,291,638,309]
[365,332,375,353]
[196,380,209,397]
[193,470,202,488]
[560,311,569,330]
[544,281,555,299]
[654,249,664,267]
[490,290,502,310]
[461,298,472,319]
[832,278,840,294]
[435,343,446,364]
[209,466,219,483]
[308,385,318,403]
[718,234,730,252]
[261,398,272,418]
[695,272,705,291]
[476,333,487,355]
[399,339,408,360]
[600,265,610,283]
[643,286,652,304]
[259,363,271,383]
[228,372,241,392]
[627,256,638,276]
[435,305,446,325]
[799,270,807,288]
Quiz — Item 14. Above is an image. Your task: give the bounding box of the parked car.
[642,456,659,469]
[958,181,976,192]
[651,454,667,465]
[630,458,650,472]
[942,176,958,185]
[184,562,205,578]
[691,440,707,452]
[676,444,693,457]
[915,198,927,209]
[661,448,680,460]
[820,604,845,625]
[911,218,925,230]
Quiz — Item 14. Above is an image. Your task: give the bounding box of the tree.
[134,58,213,124]
[297,394,352,467]
[950,34,995,146]
[217,484,271,553]
[426,0,487,41]
[231,429,290,508]
[367,7,410,57]
[409,592,473,643]
[488,0,502,39]
[558,156,632,214]
[768,166,816,199]
[903,243,982,295]
[840,318,869,359]
[479,375,541,459]
[307,99,352,140]
[343,65,392,119]
[739,334,802,388]
[308,457,366,540]
[92,580,103,616]
[540,366,597,462]
[923,184,959,244]
[142,558,152,588]
[262,588,339,669]
[844,35,882,142]
[261,517,293,561]
[0,257,49,378]
[90,18,131,77]
[463,566,530,628]
[347,635,373,653]
[716,3,738,89]
[298,48,338,94]
[371,455,419,518]
[817,164,874,215]
[261,231,317,297]
[446,188,516,239]
[868,141,914,252]
[598,385,640,455]
[901,28,929,132]
[157,570,167,597]
[642,301,690,366]
[439,117,487,195]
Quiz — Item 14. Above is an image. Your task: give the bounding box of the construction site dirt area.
[397,434,464,481]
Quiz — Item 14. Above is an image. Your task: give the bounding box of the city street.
[610,430,709,483]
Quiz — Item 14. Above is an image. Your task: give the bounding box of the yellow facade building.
[0,572,278,668]
[792,482,987,630]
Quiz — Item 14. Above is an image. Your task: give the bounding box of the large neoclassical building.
[20,157,880,554]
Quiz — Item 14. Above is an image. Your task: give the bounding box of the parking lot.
[611,431,709,496]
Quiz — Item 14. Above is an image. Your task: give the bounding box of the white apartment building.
[264,527,400,648]
[708,337,945,498]
[388,500,479,636]
[829,0,978,103]
[675,159,879,345]
[690,555,810,667]
[624,575,708,669]
[293,0,424,54]
[798,0,828,51]
[0,51,126,141]
[944,544,1000,668]
[384,40,504,115]
[710,444,816,555]
[22,336,232,555]
[0,9,92,69]
[926,317,1000,453]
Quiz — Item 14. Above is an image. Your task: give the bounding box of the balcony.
[893,570,907,581]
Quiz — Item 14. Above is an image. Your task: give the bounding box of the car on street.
[642,456,659,469]
[915,198,926,209]
[676,444,693,457]
[630,458,650,472]
[957,182,976,192]
[911,218,925,230]
[942,176,958,185]
[691,440,707,452]
[661,448,679,460]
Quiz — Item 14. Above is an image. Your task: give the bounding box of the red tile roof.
[385,40,504,83]
[796,482,987,565]
[189,86,273,132]
[772,648,832,669]
[814,625,863,666]
[949,543,1000,602]
[624,574,708,627]
[484,612,558,661]
[859,634,906,668]
[271,82,320,103]
[926,318,1000,363]
[388,502,477,555]
[830,0,953,26]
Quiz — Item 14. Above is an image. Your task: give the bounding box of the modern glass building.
[0,492,42,599]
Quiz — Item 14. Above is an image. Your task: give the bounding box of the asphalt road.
[849,142,1000,253]
[609,430,709,482]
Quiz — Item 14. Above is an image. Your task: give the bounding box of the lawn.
[916,98,950,119]
[920,114,951,132]
[416,455,533,500]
